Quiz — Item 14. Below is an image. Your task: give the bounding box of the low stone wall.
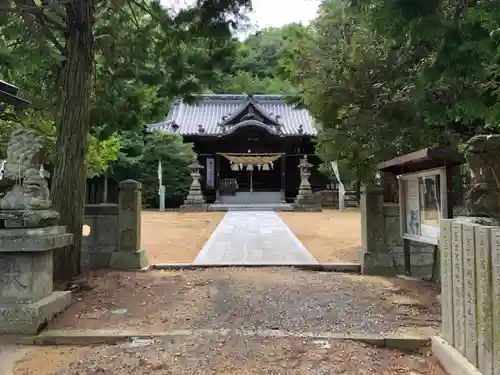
[360,185,436,278]
[81,203,119,271]
[313,189,359,208]
[439,219,500,374]
[81,180,148,271]
[381,204,436,279]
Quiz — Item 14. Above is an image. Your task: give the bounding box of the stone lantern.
[294,155,321,211]
[180,154,207,212]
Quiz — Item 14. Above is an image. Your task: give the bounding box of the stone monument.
[294,155,321,211]
[461,134,500,225]
[0,128,73,335]
[180,154,208,212]
[109,179,149,269]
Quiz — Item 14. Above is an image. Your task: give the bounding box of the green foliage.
[0,0,252,182]
[209,24,308,94]
[0,108,119,178]
[288,0,500,181]
[0,109,55,158]
[111,131,194,207]
[85,135,120,178]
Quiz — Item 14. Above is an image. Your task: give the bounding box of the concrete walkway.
[193,211,318,265]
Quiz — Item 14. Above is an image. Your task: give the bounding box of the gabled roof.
[219,94,280,126]
[147,94,317,136]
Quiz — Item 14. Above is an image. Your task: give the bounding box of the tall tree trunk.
[52,0,95,281]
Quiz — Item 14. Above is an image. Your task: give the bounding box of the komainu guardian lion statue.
[0,129,58,228]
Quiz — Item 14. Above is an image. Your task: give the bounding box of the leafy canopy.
[288,0,500,180]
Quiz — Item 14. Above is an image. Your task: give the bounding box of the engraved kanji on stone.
[0,257,27,292]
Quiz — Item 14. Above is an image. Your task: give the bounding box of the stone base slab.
[0,209,60,229]
[0,232,73,252]
[109,248,149,269]
[432,336,482,375]
[0,291,72,335]
[151,263,361,273]
[179,204,209,212]
[293,203,322,212]
[2,328,429,348]
[294,194,321,212]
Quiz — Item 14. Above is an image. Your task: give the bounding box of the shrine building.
[147,94,328,205]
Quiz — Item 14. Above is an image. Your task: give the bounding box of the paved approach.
[193,211,318,265]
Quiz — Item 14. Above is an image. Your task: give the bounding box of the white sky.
[247,0,321,29]
[161,0,321,30]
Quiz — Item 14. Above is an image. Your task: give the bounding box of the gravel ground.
[50,268,440,335]
[15,336,446,375]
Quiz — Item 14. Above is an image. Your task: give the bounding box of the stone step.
[208,204,294,212]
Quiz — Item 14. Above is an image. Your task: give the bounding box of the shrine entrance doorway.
[217,153,285,204]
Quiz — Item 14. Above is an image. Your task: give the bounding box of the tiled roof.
[147,94,317,136]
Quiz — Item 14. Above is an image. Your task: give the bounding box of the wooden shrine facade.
[147,94,328,203]
[0,79,30,113]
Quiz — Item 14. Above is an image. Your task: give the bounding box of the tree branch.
[4,1,67,55]
[0,0,73,12]
[38,8,67,32]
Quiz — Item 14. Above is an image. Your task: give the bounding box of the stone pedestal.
[180,155,208,212]
[0,226,73,334]
[294,156,321,212]
[109,180,148,269]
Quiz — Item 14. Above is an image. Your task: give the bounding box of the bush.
[110,130,194,207]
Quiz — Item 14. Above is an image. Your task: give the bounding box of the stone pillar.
[294,155,321,211]
[109,179,148,269]
[180,154,208,212]
[359,184,391,274]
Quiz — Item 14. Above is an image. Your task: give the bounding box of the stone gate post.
[359,184,389,273]
[109,179,149,269]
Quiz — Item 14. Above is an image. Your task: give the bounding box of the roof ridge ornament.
[219,95,280,127]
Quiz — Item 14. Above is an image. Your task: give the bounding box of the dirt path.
[14,337,445,375]
[15,269,443,374]
[141,212,225,264]
[279,209,361,263]
[49,269,440,335]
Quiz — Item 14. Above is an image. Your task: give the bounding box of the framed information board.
[399,167,448,245]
